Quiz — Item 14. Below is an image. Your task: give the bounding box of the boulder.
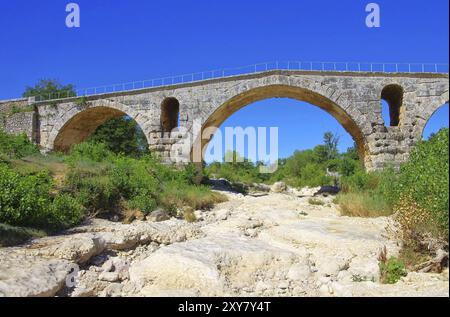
[215,209,231,221]
[27,233,106,264]
[146,209,170,222]
[251,183,271,192]
[294,187,321,197]
[0,251,71,297]
[98,271,120,283]
[271,182,287,193]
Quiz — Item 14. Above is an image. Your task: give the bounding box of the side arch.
[417,91,449,138]
[49,100,150,152]
[191,84,369,166]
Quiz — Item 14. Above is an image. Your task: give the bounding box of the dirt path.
[0,191,448,297]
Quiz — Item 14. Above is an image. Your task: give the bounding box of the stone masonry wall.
[0,99,36,141]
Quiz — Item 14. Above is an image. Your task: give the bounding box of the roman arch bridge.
[1,62,448,170]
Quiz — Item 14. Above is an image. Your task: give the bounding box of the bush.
[64,145,225,218]
[127,193,158,215]
[48,194,84,229]
[65,164,119,213]
[0,164,83,231]
[379,257,407,284]
[65,141,114,164]
[392,129,449,240]
[0,130,38,159]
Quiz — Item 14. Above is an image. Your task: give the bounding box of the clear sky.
[0,0,448,160]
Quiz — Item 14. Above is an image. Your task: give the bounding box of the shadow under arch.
[53,106,148,152]
[191,84,369,166]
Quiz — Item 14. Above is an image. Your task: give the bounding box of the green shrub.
[64,145,224,218]
[379,257,407,284]
[0,130,38,159]
[0,164,83,231]
[65,166,119,213]
[66,141,114,164]
[48,194,84,229]
[127,192,158,215]
[392,128,449,239]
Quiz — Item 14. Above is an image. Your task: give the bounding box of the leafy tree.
[323,131,340,161]
[344,143,360,161]
[88,116,149,157]
[23,79,76,100]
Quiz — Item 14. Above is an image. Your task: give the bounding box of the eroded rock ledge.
[0,191,448,297]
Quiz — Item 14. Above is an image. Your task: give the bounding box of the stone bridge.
[0,70,448,170]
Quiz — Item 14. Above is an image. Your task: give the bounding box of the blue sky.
[0,0,448,159]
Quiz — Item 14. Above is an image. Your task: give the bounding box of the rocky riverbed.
[0,190,448,297]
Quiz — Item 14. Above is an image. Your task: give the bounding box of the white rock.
[194,210,204,221]
[28,234,106,264]
[295,187,321,197]
[0,251,71,297]
[98,271,120,283]
[271,182,287,193]
[215,209,231,221]
[146,209,170,222]
[287,263,311,281]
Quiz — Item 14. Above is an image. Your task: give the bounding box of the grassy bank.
[0,132,226,245]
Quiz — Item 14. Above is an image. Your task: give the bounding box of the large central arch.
[192,84,369,165]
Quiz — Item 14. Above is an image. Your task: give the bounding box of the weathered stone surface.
[26,233,106,264]
[146,209,170,222]
[1,70,448,170]
[0,191,448,297]
[271,181,287,193]
[0,251,71,297]
[129,233,297,296]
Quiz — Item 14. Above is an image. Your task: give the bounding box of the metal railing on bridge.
[33,61,449,102]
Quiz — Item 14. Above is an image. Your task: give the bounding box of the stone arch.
[419,96,450,138]
[191,84,370,167]
[50,101,149,152]
[161,97,180,133]
[381,84,404,127]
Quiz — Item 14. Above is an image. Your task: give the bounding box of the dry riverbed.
[0,190,448,297]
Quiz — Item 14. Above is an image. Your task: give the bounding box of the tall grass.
[336,192,392,217]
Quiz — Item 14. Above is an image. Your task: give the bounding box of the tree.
[344,143,360,161]
[88,116,149,157]
[323,131,340,160]
[23,79,76,100]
